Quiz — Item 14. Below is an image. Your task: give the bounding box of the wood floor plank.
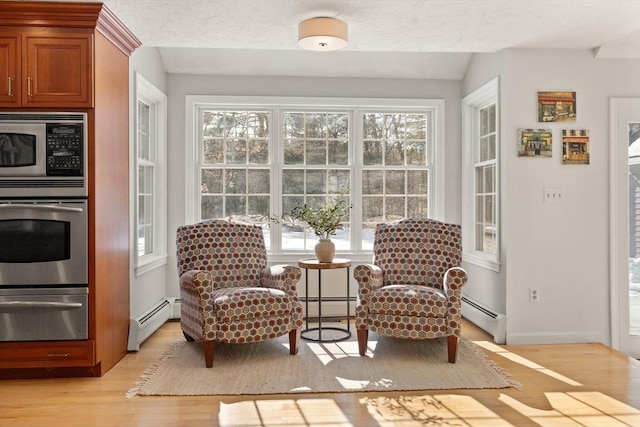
[1,319,639,427]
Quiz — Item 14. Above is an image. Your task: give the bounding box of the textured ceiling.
[48,0,640,79]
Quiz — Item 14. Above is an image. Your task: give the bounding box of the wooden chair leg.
[289,329,300,355]
[447,335,458,363]
[357,329,368,356]
[204,340,214,368]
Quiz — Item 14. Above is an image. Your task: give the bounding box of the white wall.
[464,48,640,345]
[128,47,168,319]
[461,52,508,316]
[165,74,464,299]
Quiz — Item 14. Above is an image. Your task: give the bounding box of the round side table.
[298,258,352,342]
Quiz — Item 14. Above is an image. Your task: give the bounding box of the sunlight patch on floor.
[499,392,640,427]
[218,398,352,427]
[473,340,583,386]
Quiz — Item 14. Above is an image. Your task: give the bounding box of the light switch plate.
[543,187,563,203]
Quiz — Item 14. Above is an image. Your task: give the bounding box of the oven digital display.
[0,133,37,167]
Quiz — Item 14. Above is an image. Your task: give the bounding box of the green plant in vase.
[272,197,351,262]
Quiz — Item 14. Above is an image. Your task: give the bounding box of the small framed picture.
[518,128,553,157]
[538,91,576,123]
[562,129,589,165]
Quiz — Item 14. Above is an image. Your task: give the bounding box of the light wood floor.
[1,320,639,427]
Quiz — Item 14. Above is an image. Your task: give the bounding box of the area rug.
[128,332,519,396]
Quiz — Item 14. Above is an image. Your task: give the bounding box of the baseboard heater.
[461,295,506,344]
[127,298,173,351]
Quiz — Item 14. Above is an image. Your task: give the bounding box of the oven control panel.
[46,123,83,176]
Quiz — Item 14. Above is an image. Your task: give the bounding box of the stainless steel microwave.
[0,112,88,198]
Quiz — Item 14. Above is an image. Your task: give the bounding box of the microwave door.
[0,123,47,177]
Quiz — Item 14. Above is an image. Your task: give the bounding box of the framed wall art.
[538,91,576,123]
[518,128,553,157]
[562,129,589,164]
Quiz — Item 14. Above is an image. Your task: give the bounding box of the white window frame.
[134,72,168,276]
[185,96,445,263]
[462,77,501,271]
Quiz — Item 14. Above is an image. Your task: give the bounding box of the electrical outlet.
[529,288,540,302]
[543,187,563,203]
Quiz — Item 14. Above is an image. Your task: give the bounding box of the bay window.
[186,96,444,261]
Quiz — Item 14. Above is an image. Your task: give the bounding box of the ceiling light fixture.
[298,17,348,52]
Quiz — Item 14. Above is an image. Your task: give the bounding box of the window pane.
[385,140,404,165]
[283,113,304,138]
[138,101,150,161]
[305,113,326,138]
[225,195,246,218]
[201,195,223,219]
[247,112,269,137]
[328,140,348,165]
[407,196,428,218]
[284,139,304,164]
[406,140,426,165]
[327,169,350,194]
[407,170,428,194]
[475,167,484,194]
[138,165,153,194]
[226,139,247,164]
[486,195,495,223]
[362,196,383,223]
[405,114,426,139]
[327,113,348,138]
[307,140,326,165]
[203,139,223,163]
[488,134,496,161]
[248,196,269,217]
[475,224,485,251]
[363,140,383,165]
[385,197,405,220]
[485,165,495,193]
[306,170,326,194]
[247,169,269,193]
[489,105,496,133]
[385,170,405,194]
[283,169,304,194]
[362,170,383,195]
[225,169,246,194]
[248,139,268,164]
[201,169,222,194]
[475,195,484,223]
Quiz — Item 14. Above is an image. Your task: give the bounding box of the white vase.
[315,239,335,263]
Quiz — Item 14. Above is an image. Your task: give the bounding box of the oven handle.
[0,204,84,213]
[0,301,83,309]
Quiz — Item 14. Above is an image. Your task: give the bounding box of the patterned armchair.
[354,219,468,363]
[176,220,303,368]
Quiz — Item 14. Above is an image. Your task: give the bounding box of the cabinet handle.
[7,77,11,96]
[27,77,32,96]
[48,353,70,358]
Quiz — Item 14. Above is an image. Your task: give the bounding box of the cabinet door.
[0,35,20,107]
[23,33,93,108]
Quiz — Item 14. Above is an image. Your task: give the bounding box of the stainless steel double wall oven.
[0,113,89,342]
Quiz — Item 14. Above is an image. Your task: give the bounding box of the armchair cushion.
[368,284,447,317]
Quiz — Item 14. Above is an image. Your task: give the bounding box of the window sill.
[135,254,168,276]
[463,251,501,272]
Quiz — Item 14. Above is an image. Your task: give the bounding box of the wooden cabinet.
[0,31,93,108]
[0,1,140,378]
[0,35,20,106]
